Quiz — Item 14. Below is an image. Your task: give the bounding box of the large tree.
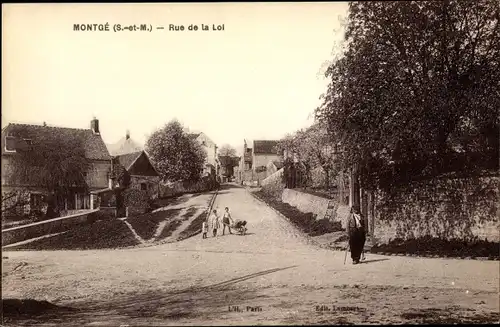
[277,122,339,189]
[8,126,90,217]
[316,0,499,191]
[218,144,238,177]
[145,120,206,182]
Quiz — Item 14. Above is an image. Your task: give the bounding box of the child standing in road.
[202,220,208,239]
[210,209,220,237]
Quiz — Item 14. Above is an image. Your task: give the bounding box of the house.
[109,150,160,217]
[252,140,281,172]
[237,140,253,184]
[106,130,143,156]
[237,139,282,185]
[242,140,253,170]
[188,132,219,177]
[1,118,113,217]
[113,150,160,195]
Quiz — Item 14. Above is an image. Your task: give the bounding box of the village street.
[3,184,499,325]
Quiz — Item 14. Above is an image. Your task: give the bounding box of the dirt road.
[3,184,499,325]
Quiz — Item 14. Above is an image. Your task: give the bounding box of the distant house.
[237,139,282,185]
[188,132,219,177]
[252,140,281,172]
[242,140,253,171]
[1,118,113,216]
[113,150,160,195]
[106,130,143,156]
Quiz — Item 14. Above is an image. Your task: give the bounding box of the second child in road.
[210,209,220,237]
[202,220,208,239]
[222,207,234,235]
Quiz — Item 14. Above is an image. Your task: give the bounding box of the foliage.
[145,120,206,183]
[218,147,239,177]
[1,190,31,218]
[315,0,499,191]
[277,122,340,189]
[8,126,90,216]
[218,144,237,157]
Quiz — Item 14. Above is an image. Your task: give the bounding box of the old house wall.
[86,160,111,190]
[252,154,280,170]
[196,134,217,167]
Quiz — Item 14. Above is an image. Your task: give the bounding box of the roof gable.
[1,123,111,160]
[253,140,279,155]
[115,151,158,177]
[188,133,201,139]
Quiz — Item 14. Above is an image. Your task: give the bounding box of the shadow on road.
[2,299,78,324]
[5,266,298,325]
[218,183,243,191]
[204,266,298,291]
[360,258,390,264]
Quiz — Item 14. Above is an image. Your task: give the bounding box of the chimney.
[91,117,100,135]
[126,130,130,140]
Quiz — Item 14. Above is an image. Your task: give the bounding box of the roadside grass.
[126,209,182,240]
[5,220,139,251]
[182,207,199,221]
[253,191,343,237]
[156,220,184,241]
[178,211,209,241]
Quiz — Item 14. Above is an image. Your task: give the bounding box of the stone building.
[1,118,113,217]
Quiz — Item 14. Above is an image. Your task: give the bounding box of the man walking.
[347,205,366,264]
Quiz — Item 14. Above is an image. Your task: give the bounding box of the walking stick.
[344,243,350,265]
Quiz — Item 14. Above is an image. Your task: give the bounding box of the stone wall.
[261,168,284,199]
[159,177,218,198]
[281,188,351,228]
[373,176,499,243]
[126,206,147,217]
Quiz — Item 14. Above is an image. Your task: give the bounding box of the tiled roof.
[107,137,143,156]
[253,140,279,155]
[115,151,142,171]
[188,133,201,139]
[1,123,111,160]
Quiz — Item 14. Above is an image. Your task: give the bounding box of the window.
[141,183,148,190]
[5,136,16,152]
[202,141,206,146]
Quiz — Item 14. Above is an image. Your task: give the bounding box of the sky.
[2,3,348,156]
